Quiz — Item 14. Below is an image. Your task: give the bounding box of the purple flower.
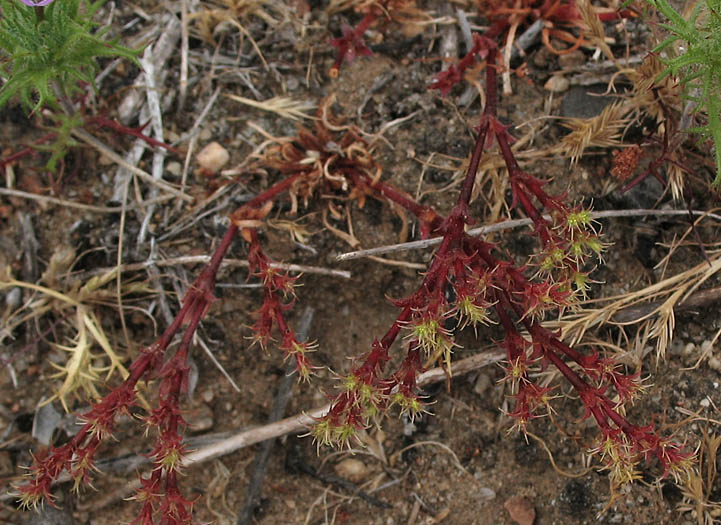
[20,0,55,6]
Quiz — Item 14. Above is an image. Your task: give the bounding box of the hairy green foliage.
[42,111,83,172]
[647,0,721,186]
[0,0,140,113]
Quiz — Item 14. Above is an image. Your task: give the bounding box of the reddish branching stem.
[317,38,695,487]
[85,116,181,154]
[18,27,695,524]
[16,224,237,521]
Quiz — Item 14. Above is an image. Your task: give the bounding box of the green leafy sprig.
[0,0,140,113]
[647,0,721,186]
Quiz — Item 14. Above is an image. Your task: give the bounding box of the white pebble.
[334,458,369,483]
[166,161,182,177]
[196,142,230,174]
[544,75,569,92]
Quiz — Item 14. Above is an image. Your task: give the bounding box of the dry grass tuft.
[550,242,721,365]
[225,94,316,121]
[0,249,155,411]
[555,102,631,165]
[678,428,721,524]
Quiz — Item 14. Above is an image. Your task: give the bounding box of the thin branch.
[179,0,189,111]
[336,209,721,261]
[72,256,352,280]
[71,128,192,202]
[0,187,175,213]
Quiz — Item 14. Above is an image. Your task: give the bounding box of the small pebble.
[477,487,496,502]
[682,342,696,356]
[286,76,299,91]
[201,389,214,403]
[504,495,536,525]
[5,287,20,308]
[558,50,586,68]
[196,141,230,174]
[532,47,554,68]
[544,75,569,93]
[166,161,182,177]
[709,356,721,372]
[98,154,114,166]
[334,458,369,483]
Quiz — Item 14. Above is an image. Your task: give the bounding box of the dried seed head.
[611,145,643,182]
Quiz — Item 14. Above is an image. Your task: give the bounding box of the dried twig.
[0,187,175,213]
[72,256,352,280]
[137,43,168,244]
[336,209,721,261]
[72,128,191,202]
[179,0,190,111]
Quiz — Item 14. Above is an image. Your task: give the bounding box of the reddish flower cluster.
[329,17,374,78]
[244,226,317,382]
[16,230,238,523]
[328,0,416,77]
[315,39,695,488]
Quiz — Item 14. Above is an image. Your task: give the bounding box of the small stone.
[701,340,715,355]
[504,496,536,525]
[533,47,554,68]
[334,458,369,483]
[166,161,182,177]
[5,287,20,308]
[709,357,721,372]
[199,128,212,141]
[544,75,569,93]
[201,389,214,403]
[196,142,230,174]
[477,487,496,502]
[700,398,711,408]
[285,76,299,91]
